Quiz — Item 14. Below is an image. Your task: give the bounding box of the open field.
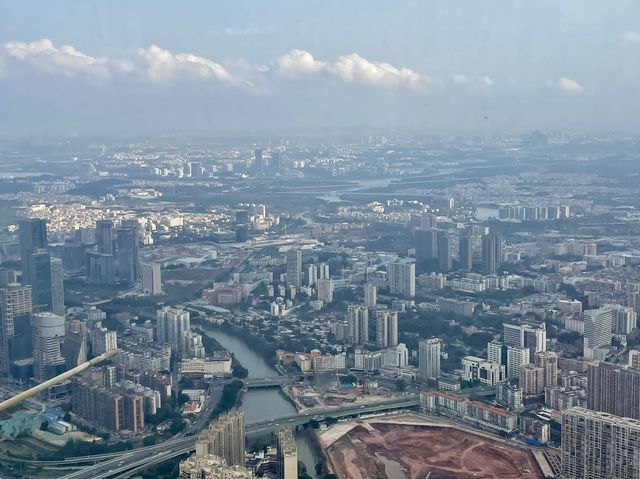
[322,415,543,479]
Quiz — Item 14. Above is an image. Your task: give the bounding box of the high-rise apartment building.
[141,262,162,295]
[520,363,544,395]
[363,282,377,309]
[587,361,640,420]
[0,284,32,375]
[419,338,442,381]
[506,346,530,381]
[32,312,66,382]
[346,304,369,344]
[437,232,452,272]
[415,228,438,263]
[375,309,398,348]
[116,226,140,284]
[387,260,415,297]
[276,428,297,479]
[286,249,302,288]
[317,278,334,303]
[195,409,246,466]
[19,218,48,286]
[458,234,472,271]
[561,407,640,479]
[534,351,558,388]
[157,306,190,353]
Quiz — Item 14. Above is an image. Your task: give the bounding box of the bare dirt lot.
[324,419,543,479]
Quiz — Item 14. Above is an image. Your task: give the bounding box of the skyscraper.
[142,262,162,295]
[562,407,640,479]
[157,306,191,353]
[19,218,48,285]
[317,278,334,303]
[481,234,496,274]
[437,231,452,271]
[387,260,415,297]
[363,283,377,309]
[286,248,302,288]
[32,312,66,381]
[415,228,438,263]
[520,363,544,395]
[276,428,297,479]
[95,219,115,255]
[28,250,64,315]
[506,345,530,381]
[419,338,442,381]
[375,309,398,348]
[583,307,613,360]
[503,322,546,356]
[458,234,472,271]
[254,148,264,176]
[347,304,369,344]
[87,251,116,284]
[0,284,32,375]
[534,351,558,388]
[116,226,140,284]
[195,409,246,466]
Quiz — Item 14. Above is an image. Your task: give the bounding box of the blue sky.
[1,1,639,136]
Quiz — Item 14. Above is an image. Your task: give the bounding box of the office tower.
[364,283,377,309]
[286,248,302,288]
[487,340,506,366]
[0,269,17,286]
[506,346,530,381]
[157,306,190,353]
[116,226,140,284]
[0,284,32,375]
[195,409,246,466]
[235,210,249,225]
[62,327,87,369]
[29,250,64,315]
[415,228,438,263]
[387,260,415,297]
[276,428,297,479]
[32,312,66,381]
[520,363,544,395]
[19,218,48,285]
[419,338,442,381]
[305,265,317,286]
[458,234,472,271]
[62,239,85,273]
[86,251,116,284]
[437,232,452,271]
[317,279,334,303]
[503,322,546,356]
[254,148,264,176]
[462,356,505,385]
[347,304,369,344]
[481,234,496,274]
[583,307,613,360]
[375,309,398,348]
[95,220,114,255]
[141,262,162,295]
[179,455,255,479]
[534,351,558,388]
[317,263,330,280]
[561,407,640,479]
[587,361,640,420]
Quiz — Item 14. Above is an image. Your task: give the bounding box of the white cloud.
[275,49,326,76]
[136,45,233,83]
[623,30,640,45]
[557,77,583,92]
[328,53,428,89]
[481,76,494,86]
[452,74,470,84]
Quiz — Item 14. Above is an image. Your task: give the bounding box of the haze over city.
[0,2,639,479]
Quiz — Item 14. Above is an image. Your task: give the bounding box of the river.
[200,325,321,478]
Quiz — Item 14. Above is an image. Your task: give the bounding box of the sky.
[1,0,640,137]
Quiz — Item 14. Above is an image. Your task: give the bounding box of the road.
[57,395,419,479]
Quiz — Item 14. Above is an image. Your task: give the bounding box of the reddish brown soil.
[325,423,544,479]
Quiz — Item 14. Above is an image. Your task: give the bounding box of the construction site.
[319,413,545,479]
